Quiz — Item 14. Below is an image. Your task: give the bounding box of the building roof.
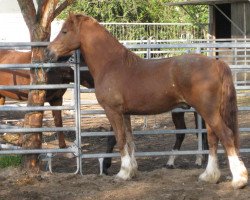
[166,0,250,6]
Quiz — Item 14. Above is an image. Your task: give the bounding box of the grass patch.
[0,155,22,168]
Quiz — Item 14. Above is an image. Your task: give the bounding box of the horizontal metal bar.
[80,88,95,93]
[81,129,207,137]
[0,63,74,69]
[81,110,105,115]
[81,128,250,137]
[238,107,250,111]
[81,100,99,105]
[0,127,75,133]
[230,65,250,69]
[0,148,75,155]
[236,87,250,90]
[0,42,49,47]
[125,42,250,49]
[81,150,212,159]
[0,84,74,90]
[0,105,74,111]
[81,148,250,159]
[102,22,203,26]
[80,106,250,116]
[79,66,88,71]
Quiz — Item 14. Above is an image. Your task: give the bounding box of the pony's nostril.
[44,48,51,61]
[44,48,57,62]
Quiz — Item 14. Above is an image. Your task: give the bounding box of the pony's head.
[46,14,84,61]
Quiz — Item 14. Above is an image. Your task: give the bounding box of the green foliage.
[58,1,209,40]
[58,0,208,24]
[0,155,22,168]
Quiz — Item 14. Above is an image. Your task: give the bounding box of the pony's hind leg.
[104,107,137,180]
[199,124,221,183]
[166,112,186,168]
[203,116,248,189]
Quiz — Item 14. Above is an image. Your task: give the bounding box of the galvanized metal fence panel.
[77,39,250,174]
[1,40,250,175]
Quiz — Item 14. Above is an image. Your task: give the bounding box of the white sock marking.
[166,150,178,166]
[199,154,221,183]
[116,144,133,180]
[195,154,203,166]
[228,155,248,188]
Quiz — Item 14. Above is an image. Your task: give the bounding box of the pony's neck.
[79,20,133,78]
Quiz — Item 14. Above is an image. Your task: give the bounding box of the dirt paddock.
[1,92,250,200]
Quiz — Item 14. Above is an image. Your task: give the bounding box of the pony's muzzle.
[44,47,57,62]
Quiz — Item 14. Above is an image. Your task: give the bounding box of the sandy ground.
[1,91,250,200]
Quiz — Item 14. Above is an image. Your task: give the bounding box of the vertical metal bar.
[243,3,247,65]
[195,47,203,152]
[143,39,153,129]
[197,114,203,153]
[195,47,201,54]
[146,38,151,59]
[73,49,82,174]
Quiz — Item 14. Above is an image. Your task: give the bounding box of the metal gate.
[1,39,250,174]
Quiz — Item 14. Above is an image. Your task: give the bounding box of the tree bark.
[17,0,75,172]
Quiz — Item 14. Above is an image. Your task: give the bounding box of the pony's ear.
[68,13,81,26]
[69,12,74,18]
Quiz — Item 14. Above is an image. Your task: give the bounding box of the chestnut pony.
[0,50,207,169]
[0,50,94,148]
[46,14,248,189]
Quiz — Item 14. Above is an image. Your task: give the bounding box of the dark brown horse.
[0,50,93,148]
[46,14,248,189]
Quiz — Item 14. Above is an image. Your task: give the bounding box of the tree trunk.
[22,27,50,172]
[17,0,75,172]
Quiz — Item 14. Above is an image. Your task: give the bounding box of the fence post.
[195,47,204,156]
[74,49,82,174]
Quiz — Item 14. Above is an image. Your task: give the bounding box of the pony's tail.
[218,60,239,150]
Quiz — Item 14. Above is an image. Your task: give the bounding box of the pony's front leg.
[49,99,66,148]
[104,107,137,180]
[124,115,138,176]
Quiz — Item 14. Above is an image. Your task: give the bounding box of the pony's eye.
[62,30,67,34]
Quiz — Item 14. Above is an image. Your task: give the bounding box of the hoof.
[199,170,221,184]
[232,171,248,189]
[195,155,203,166]
[232,177,248,189]
[115,167,137,181]
[102,168,109,175]
[115,170,132,181]
[165,164,175,169]
[195,164,203,169]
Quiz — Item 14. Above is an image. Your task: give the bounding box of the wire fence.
[102,22,209,40]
